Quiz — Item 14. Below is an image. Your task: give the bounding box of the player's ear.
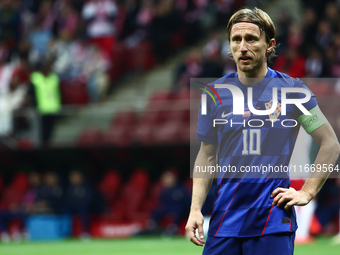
[266,38,275,54]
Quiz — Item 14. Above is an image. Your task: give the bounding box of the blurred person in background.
[28,18,53,65]
[47,29,74,81]
[0,172,41,242]
[273,46,306,78]
[274,10,291,54]
[174,49,204,88]
[305,47,328,78]
[148,0,181,63]
[0,42,18,139]
[82,0,118,58]
[22,172,42,214]
[62,170,93,238]
[28,56,61,144]
[55,1,79,37]
[34,171,63,214]
[0,0,21,51]
[9,41,32,137]
[315,20,333,50]
[149,168,190,235]
[301,8,318,47]
[201,33,224,78]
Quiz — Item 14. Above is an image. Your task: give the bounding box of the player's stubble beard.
[238,53,266,75]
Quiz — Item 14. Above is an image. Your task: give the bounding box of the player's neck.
[237,63,268,86]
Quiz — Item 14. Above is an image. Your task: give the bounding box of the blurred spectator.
[34,171,63,213]
[83,45,110,102]
[275,11,291,54]
[314,179,340,234]
[273,46,306,78]
[136,0,154,29]
[301,8,318,50]
[22,172,42,213]
[287,24,303,49]
[149,168,190,235]
[174,49,204,88]
[315,20,333,50]
[323,2,340,32]
[0,44,17,137]
[0,172,39,242]
[67,36,110,102]
[28,19,53,64]
[0,0,21,49]
[149,0,181,63]
[82,0,118,57]
[55,2,79,37]
[201,33,224,77]
[28,57,61,144]
[48,30,74,80]
[63,170,92,237]
[305,47,327,77]
[36,0,56,33]
[174,45,224,89]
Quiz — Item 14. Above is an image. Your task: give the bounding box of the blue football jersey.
[196,67,318,237]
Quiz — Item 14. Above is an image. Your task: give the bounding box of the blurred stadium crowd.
[0,166,214,240]
[0,0,339,243]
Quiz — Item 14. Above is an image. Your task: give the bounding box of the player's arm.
[272,107,340,209]
[300,122,340,196]
[186,141,218,246]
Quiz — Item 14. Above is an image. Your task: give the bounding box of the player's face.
[229,23,270,75]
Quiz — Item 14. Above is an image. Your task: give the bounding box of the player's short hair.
[226,7,277,62]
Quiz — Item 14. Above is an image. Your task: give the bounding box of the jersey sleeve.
[294,80,327,134]
[196,88,217,144]
[294,80,318,113]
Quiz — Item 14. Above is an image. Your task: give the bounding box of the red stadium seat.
[172,88,191,100]
[77,128,103,147]
[180,123,191,143]
[16,139,34,149]
[60,80,89,105]
[111,111,138,128]
[143,180,163,212]
[111,168,150,221]
[129,168,149,190]
[98,170,121,207]
[104,125,132,146]
[153,121,185,144]
[130,122,154,145]
[149,90,173,102]
[170,32,184,51]
[0,173,29,210]
[166,110,187,123]
[110,42,129,82]
[127,40,156,72]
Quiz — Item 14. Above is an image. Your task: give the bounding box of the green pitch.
[0,236,339,255]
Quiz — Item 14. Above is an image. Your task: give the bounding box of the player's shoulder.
[271,69,305,88]
[205,72,237,89]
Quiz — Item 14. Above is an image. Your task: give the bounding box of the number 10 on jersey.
[242,129,261,155]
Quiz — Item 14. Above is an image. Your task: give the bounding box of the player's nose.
[239,39,248,53]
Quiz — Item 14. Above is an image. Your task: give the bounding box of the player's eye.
[247,36,258,42]
[232,37,241,43]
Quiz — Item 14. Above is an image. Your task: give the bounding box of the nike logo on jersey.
[221,112,233,118]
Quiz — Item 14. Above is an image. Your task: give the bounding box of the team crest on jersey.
[265,100,281,120]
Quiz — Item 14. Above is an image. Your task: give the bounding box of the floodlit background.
[0,0,339,254]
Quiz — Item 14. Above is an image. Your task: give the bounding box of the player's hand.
[271,187,312,210]
[185,210,205,246]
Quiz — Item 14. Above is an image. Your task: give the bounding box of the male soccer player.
[185,7,340,255]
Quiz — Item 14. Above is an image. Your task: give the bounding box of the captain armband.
[297,105,327,134]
